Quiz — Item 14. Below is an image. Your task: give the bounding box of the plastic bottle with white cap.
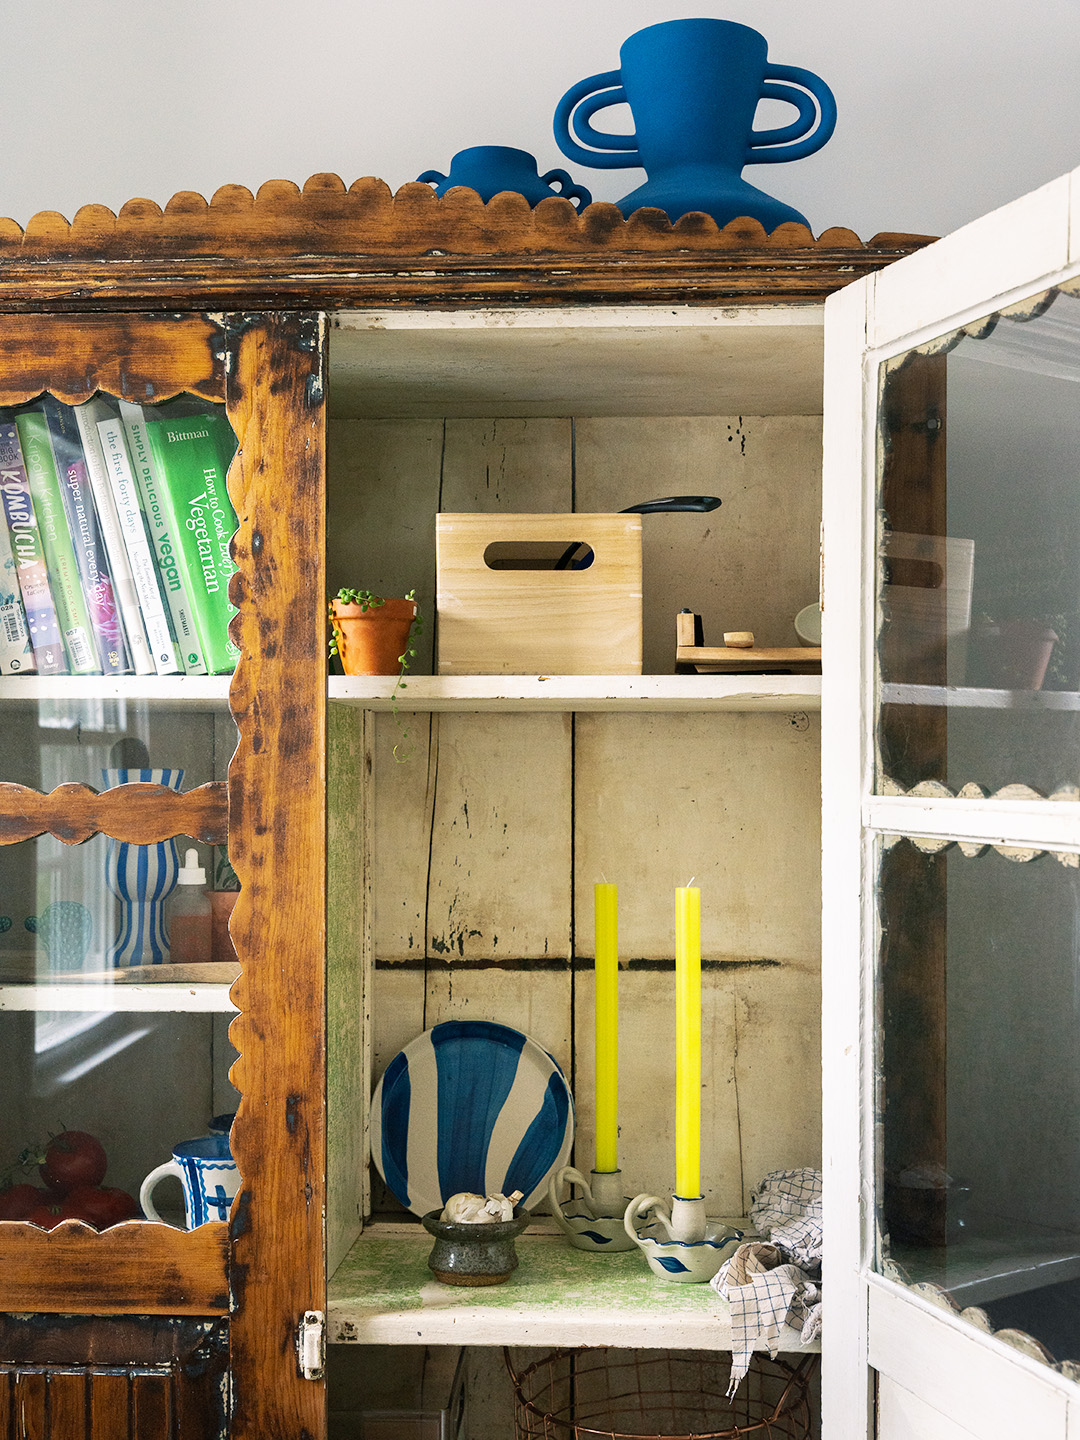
[170,847,213,964]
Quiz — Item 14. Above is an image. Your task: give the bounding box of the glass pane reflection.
[0,1005,238,1230]
[0,695,236,980]
[877,284,1080,797]
[877,838,1080,1365]
[0,695,239,1232]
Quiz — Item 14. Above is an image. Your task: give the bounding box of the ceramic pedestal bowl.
[422,1208,530,1285]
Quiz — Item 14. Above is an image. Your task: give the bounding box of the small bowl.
[794,603,821,647]
[421,1207,530,1285]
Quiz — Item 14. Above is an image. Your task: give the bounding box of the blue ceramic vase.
[102,766,183,966]
[553,19,836,232]
[418,146,592,211]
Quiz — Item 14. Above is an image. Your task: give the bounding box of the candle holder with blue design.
[548,1166,637,1252]
[624,1192,742,1283]
[102,766,184,966]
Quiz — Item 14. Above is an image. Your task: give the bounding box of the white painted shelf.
[330,305,825,419]
[328,1225,818,1352]
[881,682,1080,711]
[0,676,233,709]
[329,674,822,713]
[891,1222,1080,1306]
[0,983,238,1013]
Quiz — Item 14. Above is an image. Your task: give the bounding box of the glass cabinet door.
[0,311,328,1440]
[0,695,239,1234]
[823,165,1080,1440]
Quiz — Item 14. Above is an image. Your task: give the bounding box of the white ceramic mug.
[140,1134,239,1228]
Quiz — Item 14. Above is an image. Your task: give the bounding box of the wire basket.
[505,1348,816,1440]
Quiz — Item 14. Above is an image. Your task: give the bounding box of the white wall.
[2,0,1080,241]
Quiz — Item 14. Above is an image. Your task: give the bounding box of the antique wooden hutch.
[0,174,958,1438]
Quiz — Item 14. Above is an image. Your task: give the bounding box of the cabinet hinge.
[298,1310,325,1380]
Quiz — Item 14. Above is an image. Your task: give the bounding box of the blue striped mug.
[140,1134,239,1229]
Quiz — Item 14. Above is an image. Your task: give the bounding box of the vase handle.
[553,70,641,169]
[745,63,837,163]
[538,169,593,211]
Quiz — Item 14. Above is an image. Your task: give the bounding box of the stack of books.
[0,395,240,677]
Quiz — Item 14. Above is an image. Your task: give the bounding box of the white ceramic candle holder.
[547,1166,637,1252]
[624,1192,742,1283]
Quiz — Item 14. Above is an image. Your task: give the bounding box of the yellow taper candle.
[675,885,702,1198]
[594,882,619,1173]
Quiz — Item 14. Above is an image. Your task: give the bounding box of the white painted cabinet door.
[821,164,1080,1440]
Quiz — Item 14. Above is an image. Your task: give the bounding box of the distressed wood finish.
[0,780,228,846]
[0,177,934,313]
[0,1314,223,1366]
[0,1357,226,1440]
[224,314,326,1440]
[0,1220,229,1314]
[0,312,226,406]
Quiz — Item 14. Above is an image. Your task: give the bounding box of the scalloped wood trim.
[0,1218,228,1314]
[0,780,227,846]
[0,176,935,313]
[0,176,935,259]
[0,312,227,407]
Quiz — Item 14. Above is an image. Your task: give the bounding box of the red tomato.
[26,1200,64,1230]
[60,1185,139,1230]
[0,1184,48,1221]
[39,1131,107,1195]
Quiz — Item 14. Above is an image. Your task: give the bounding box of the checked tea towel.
[710,1167,822,1393]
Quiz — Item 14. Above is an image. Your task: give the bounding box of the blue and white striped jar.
[101,766,183,966]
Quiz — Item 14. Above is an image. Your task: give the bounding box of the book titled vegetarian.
[142,405,240,674]
[14,406,98,675]
[41,396,131,675]
[0,420,66,674]
[95,412,181,676]
[119,400,207,676]
[74,398,155,676]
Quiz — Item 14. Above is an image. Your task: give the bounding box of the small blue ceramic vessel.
[418,146,592,211]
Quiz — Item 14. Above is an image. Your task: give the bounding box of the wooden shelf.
[0,676,233,709]
[0,983,238,1013]
[328,1225,818,1352]
[330,305,826,420]
[881,683,1080,711]
[0,962,240,1012]
[329,674,822,712]
[891,1222,1080,1306]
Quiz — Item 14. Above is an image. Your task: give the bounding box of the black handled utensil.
[620,495,722,514]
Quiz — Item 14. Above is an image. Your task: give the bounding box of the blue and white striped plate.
[371,1020,575,1217]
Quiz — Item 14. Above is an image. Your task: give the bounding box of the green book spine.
[142,410,240,675]
[119,401,207,676]
[15,408,100,674]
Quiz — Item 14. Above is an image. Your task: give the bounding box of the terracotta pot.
[330,598,418,677]
[970,619,1058,691]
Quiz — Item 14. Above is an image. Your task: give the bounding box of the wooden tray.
[675,612,822,674]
